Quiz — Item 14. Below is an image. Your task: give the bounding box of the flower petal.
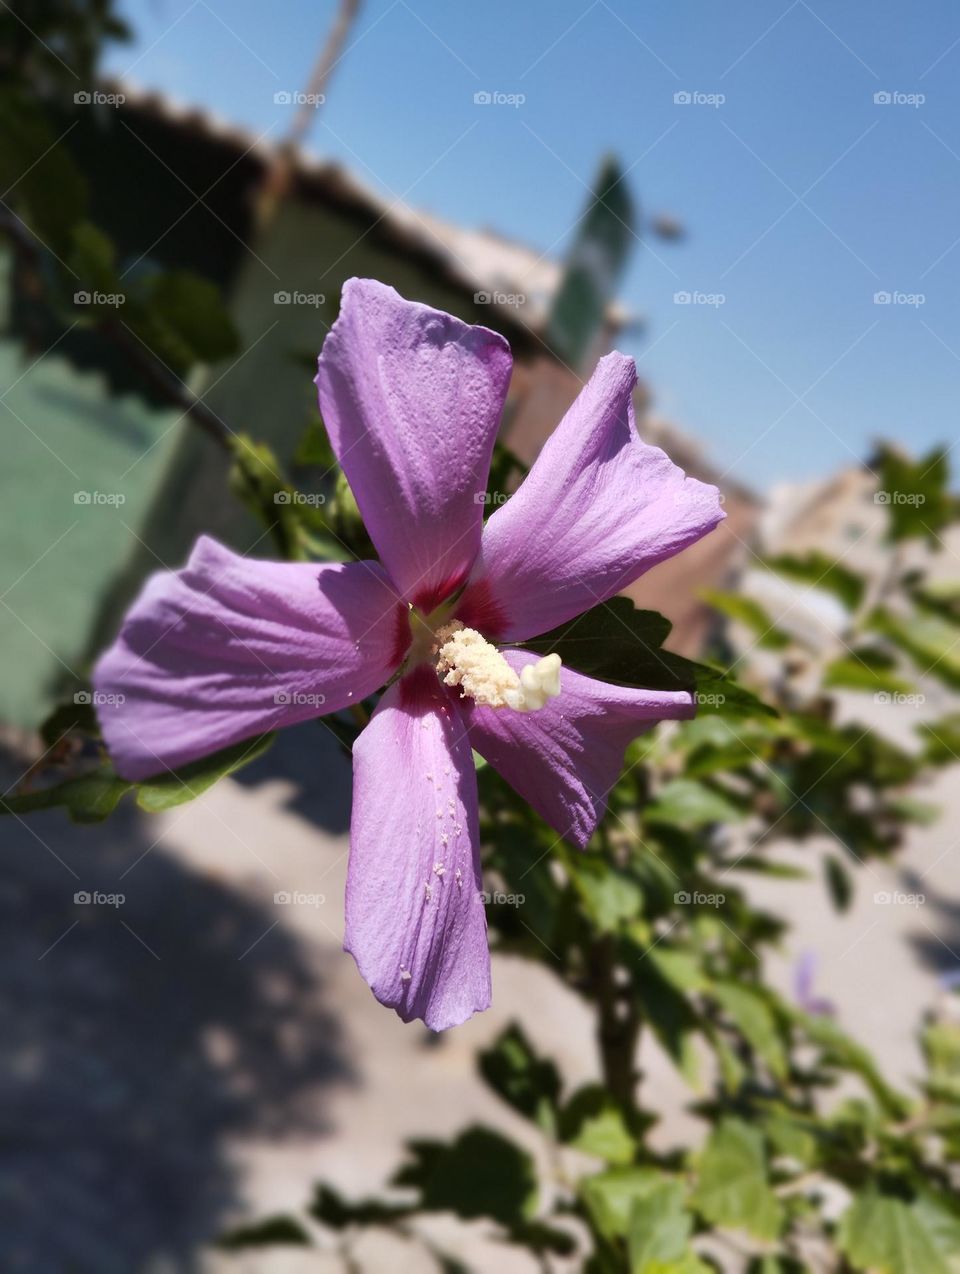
[346,667,490,1030]
[458,352,725,640]
[315,278,512,611]
[93,536,408,780]
[460,651,695,849]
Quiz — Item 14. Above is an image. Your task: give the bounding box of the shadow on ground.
[901,863,960,981]
[233,718,354,835]
[0,753,353,1274]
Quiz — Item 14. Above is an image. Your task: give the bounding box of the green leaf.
[823,646,913,695]
[216,1215,311,1249]
[712,983,788,1080]
[874,443,958,543]
[763,551,865,611]
[627,1179,698,1274]
[293,416,338,469]
[478,1024,561,1129]
[691,1119,782,1241]
[393,1127,537,1227]
[646,779,745,831]
[559,1086,637,1165]
[0,768,131,824]
[580,1167,666,1241]
[135,733,275,811]
[918,715,960,767]
[703,591,790,650]
[763,1111,817,1167]
[572,860,644,931]
[912,1192,960,1267]
[0,735,274,823]
[838,1192,950,1274]
[68,221,120,297]
[824,854,854,912]
[39,699,100,747]
[868,608,960,690]
[911,578,960,623]
[0,90,88,249]
[633,960,703,1086]
[795,1012,909,1118]
[144,269,239,368]
[648,947,709,994]
[521,598,774,718]
[523,599,671,676]
[921,1020,960,1101]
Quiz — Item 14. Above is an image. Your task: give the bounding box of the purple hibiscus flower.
[93,278,725,1030]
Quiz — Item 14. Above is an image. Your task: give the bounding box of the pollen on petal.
[435,622,521,708]
[435,622,562,713]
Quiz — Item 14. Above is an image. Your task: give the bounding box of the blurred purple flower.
[793,949,836,1017]
[94,278,724,1029]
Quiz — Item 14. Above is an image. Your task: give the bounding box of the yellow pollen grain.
[435,622,521,709]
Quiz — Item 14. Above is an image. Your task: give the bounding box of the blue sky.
[105,0,960,489]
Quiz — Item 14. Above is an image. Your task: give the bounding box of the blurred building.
[1,86,756,726]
